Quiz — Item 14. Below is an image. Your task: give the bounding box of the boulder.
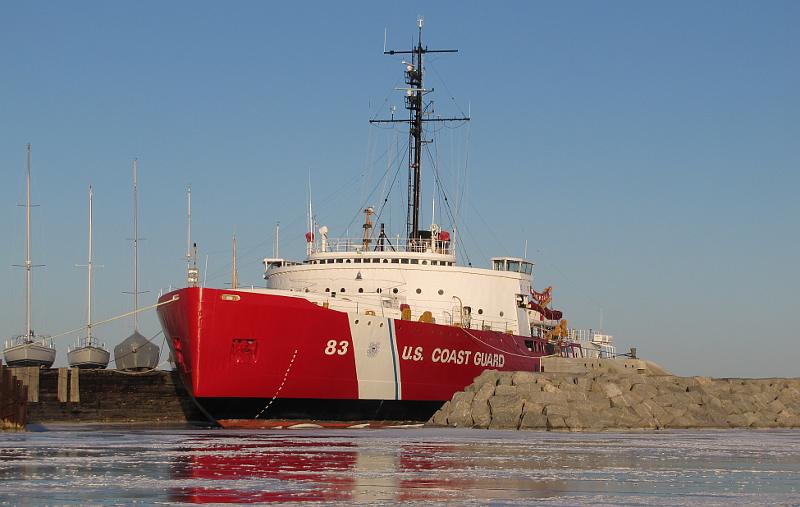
[488,395,524,429]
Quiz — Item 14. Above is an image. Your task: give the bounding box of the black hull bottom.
[198,397,445,423]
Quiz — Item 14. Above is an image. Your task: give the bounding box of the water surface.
[1,426,798,505]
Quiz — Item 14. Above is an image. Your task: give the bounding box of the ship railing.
[318,294,522,333]
[566,329,616,359]
[68,337,108,352]
[310,236,453,256]
[5,334,54,349]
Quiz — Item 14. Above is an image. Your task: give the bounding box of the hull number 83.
[324,340,349,356]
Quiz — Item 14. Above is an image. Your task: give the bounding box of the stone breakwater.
[428,370,800,430]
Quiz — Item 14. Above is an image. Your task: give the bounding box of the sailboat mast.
[87,185,94,345]
[132,159,140,331]
[24,144,33,340]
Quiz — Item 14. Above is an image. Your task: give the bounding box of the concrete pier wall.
[8,368,207,425]
[429,368,800,431]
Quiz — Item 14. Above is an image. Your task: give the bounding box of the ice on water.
[1,427,799,505]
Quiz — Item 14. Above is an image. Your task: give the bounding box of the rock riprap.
[428,370,800,430]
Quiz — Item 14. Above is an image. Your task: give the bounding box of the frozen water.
[1,426,799,505]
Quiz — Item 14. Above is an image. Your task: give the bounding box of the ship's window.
[346,259,351,263]
[325,288,330,292]
[416,288,421,294]
[377,288,382,293]
[410,259,418,264]
[383,259,389,263]
[354,258,362,263]
[478,309,483,315]
[493,260,503,270]
[422,260,428,265]
[391,259,399,263]
[340,288,345,293]
[327,259,334,264]
[499,311,504,317]
[401,258,409,264]
[438,289,444,295]
[336,259,343,263]
[393,288,399,294]
[305,288,309,292]
[525,339,534,351]
[508,261,520,272]
[373,258,381,263]
[358,288,364,293]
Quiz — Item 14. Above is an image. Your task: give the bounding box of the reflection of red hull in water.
[157,287,563,422]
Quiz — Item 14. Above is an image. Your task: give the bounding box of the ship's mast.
[125,159,147,330]
[133,160,139,330]
[231,232,238,289]
[24,144,33,341]
[370,17,469,245]
[186,186,191,277]
[86,185,94,345]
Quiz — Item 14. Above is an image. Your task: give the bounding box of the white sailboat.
[3,144,57,368]
[67,185,110,369]
[114,159,159,371]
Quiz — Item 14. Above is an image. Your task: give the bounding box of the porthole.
[422,260,428,265]
[478,309,483,315]
[346,259,351,263]
[377,288,382,293]
[437,289,444,295]
[358,288,364,293]
[393,288,399,294]
[340,288,345,293]
[325,288,330,292]
[499,311,504,317]
[355,319,360,324]
[416,288,422,294]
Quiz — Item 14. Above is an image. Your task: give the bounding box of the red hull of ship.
[157,287,551,422]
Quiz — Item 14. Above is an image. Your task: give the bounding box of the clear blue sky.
[1,2,798,377]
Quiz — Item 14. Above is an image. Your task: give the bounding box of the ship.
[3,144,57,368]
[67,185,111,369]
[157,19,616,425]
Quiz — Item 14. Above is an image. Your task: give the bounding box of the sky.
[1,1,798,377]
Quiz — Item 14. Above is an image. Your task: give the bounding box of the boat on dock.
[115,160,159,371]
[157,20,617,424]
[4,144,56,368]
[67,185,110,369]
